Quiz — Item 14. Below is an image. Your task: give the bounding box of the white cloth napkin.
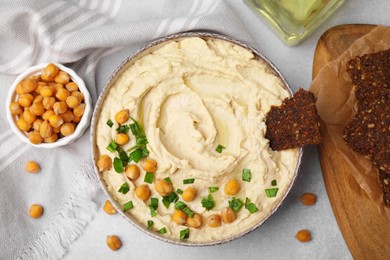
[0,0,254,259]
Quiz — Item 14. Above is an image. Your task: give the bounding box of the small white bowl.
[5,63,92,148]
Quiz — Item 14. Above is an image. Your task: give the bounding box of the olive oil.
[245,0,344,46]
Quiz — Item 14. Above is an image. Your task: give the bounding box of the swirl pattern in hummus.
[96,37,299,242]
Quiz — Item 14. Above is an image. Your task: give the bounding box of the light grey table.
[66,1,390,259]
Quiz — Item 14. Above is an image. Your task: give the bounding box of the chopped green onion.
[106,140,118,152]
[118,150,129,165]
[228,197,243,212]
[147,220,154,229]
[113,157,124,173]
[180,228,189,240]
[183,178,195,184]
[265,188,279,198]
[201,194,215,211]
[215,144,225,153]
[176,189,183,195]
[123,201,134,212]
[149,206,157,217]
[129,148,143,163]
[174,201,194,218]
[106,119,114,127]
[174,201,186,210]
[208,187,219,193]
[244,198,258,213]
[164,177,172,184]
[136,136,148,145]
[242,168,252,182]
[183,207,195,218]
[271,179,277,186]
[159,227,167,234]
[118,182,130,194]
[162,192,179,208]
[144,172,154,184]
[116,124,130,133]
[150,198,159,209]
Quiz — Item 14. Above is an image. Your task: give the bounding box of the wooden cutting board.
[312,24,390,260]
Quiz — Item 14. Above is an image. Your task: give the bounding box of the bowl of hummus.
[91,32,302,245]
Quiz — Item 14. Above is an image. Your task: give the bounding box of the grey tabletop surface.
[65,1,390,259]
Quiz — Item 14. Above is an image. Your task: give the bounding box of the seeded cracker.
[344,50,390,206]
[265,88,322,151]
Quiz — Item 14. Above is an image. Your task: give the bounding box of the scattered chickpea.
[172,209,187,225]
[65,82,78,92]
[39,121,53,139]
[48,114,64,128]
[28,131,43,144]
[97,155,112,171]
[55,88,70,102]
[29,204,44,219]
[60,123,75,136]
[115,109,129,124]
[53,101,68,114]
[186,213,202,228]
[18,93,34,107]
[22,78,37,93]
[142,159,157,172]
[42,97,56,110]
[55,71,70,85]
[221,207,236,223]
[225,178,240,195]
[66,95,81,109]
[295,230,311,242]
[135,184,150,201]
[73,103,85,117]
[17,118,31,131]
[125,164,140,180]
[103,200,117,215]
[106,235,122,251]
[182,187,196,202]
[114,133,129,145]
[300,193,317,206]
[207,214,222,228]
[44,133,58,143]
[25,161,40,173]
[154,179,173,196]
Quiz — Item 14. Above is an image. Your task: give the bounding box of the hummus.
[96,37,299,242]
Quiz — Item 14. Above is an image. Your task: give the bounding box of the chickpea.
[55,71,70,85]
[106,235,122,251]
[295,230,311,242]
[225,178,240,195]
[42,110,55,121]
[115,109,129,124]
[65,82,79,92]
[33,95,43,103]
[186,213,202,228]
[53,126,61,134]
[22,78,37,93]
[29,204,44,219]
[154,179,173,196]
[33,119,44,132]
[172,209,187,225]
[25,161,40,173]
[17,118,31,131]
[56,88,70,102]
[42,96,56,110]
[53,83,63,94]
[44,133,58,143]
[97,155,112,171]
[18,93,34,107]
[221,207,236,223]
[60,110,74,123]
[135,184,150,201]
[29,102,45,116]
[40,86,54,97]
[53,101,68,114]
[103,200,117,215]
[125,164,140,180]
[39,121,53,138]
[71,91,84,102]
[9,102,23,115]
[60,123,75,136]
[300,193,317,206]
[28,131,43,144]
[207,214,222,228]
[73,103,85,117]
[41,63,59,82]
[114,133,129,145]
[73,116,81,123]
[22,110,36,124]
[16,83,25,95]
[66,95,81,109]
[182,187,196,202]
[142,159,157,172]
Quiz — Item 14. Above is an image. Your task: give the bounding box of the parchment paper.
[310,25,390,218]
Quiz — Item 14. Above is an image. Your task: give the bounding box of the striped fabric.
[0,0,253,259]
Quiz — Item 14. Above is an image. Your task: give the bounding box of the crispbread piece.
[265,88,322,151]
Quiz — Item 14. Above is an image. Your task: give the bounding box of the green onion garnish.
[215,144,225,153]
[113,157,124,173]
[174,201,186,210]
[176,189,183,195]
[149,197,158,217]
[201,194,215,211]
[183,178,195,184]
[174,201,195,218]
[126,118,149,161]
[183,207,195,218]
[144,172,154,184]
[265,188,279,198]
[242,168,252,182]
[159,227,167,234]
[228,197,243,212]
[118,182,130,194]
[147,220,154,229]
[106,119,114,127]
[116,124,130,133]
[164,177,172,184]
[106,140,118,152]
[180,228,190,240]
[208,187,219,193]
[244,197,258,213]
[149,205,157,217]
[162,192,179,208]
[118,150,129,166]
[271,179,277,186]
[123,201,134,212]
[129,148,143,163]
